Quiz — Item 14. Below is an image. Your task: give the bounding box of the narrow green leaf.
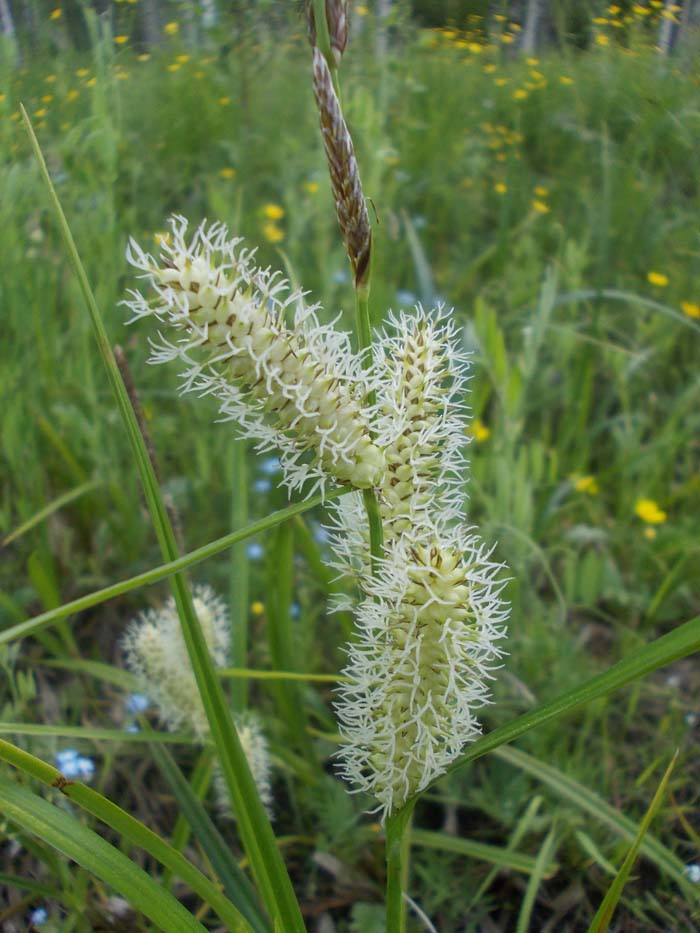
[495,746,694,898]
[149,739,270,933]
[444,615,700,778]
[0,778,207,932]
[411,829,557,876]
[22,109,305,931]
[0,739,252,931]
[229,439,249,711]
[588,752,679,933]
[0,489,347,648]
[0,722,192,743]
[516,826,559,933]
[267,523,313,763]
[1,480,99,547]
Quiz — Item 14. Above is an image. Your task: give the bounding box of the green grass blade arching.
[0,739,253,931]
[149,739,271,933]
[494,747,692,901]
[1,479,100,547]
[22,108,305,931]
[587,751,679,933]
[411,829,558,877]
[0,778,209,933]
[516,826,559,933]
[443,614,700,779]
[0,722,192,743]
[0,490,347,648]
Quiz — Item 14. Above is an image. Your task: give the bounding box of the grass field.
[1,5,700,930]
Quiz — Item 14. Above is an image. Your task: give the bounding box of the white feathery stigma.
[329,305,509,818]
[123,585,273,809]
[122,584,230,738]
[122,215,385,496]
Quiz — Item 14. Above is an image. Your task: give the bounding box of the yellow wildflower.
[251,601,265,616]
[76,68,90,78]
[470,419,491,442]
[635,498,667,524]
[680,301,700,319]
[356,4,369,14]
[573,475,599,495]
[262,222,284,243]
[303,181,319,194]
[263,203,285,220]
[494,182,507,195]
[513,88,528,100]
[534,185,549,197]
[219,167,236,179]
[532,199,550,214]
[596,34,610,47]
[49,8,62,19]
[114,35,129,44]
[560,75,574,85]
[176,54,190,63]
[218,96,231,105]
[67,89,79,101]
[164,21,179,35]
[647,271,668,287]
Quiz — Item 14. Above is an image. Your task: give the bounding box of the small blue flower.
[290,602,301,619]
[56,750,95,781]
[55,748,79,769]
[685,864,700,884]
[125,722,141,734]
[412,215,427,230]
[29,906,48,925]
[125,693,151,714]
[396,289,417,307]
[247,542,264,560]
[254,478,272,494]
[260,456,281,476]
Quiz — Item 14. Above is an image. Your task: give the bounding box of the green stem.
[230,440,249,711]
[311,0,340,97]
[355,290,384,572]
[385,803,415,933]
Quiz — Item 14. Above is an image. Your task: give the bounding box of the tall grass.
[1,8,700,929]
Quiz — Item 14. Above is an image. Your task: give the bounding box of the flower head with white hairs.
[123,215,385,496]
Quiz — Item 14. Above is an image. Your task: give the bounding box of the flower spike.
[123,216,385,496]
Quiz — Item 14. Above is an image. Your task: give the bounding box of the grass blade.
[0,778,208,932]
[149,739,270,933]
[1,479,100,547]
[0,738,252,931]
[444,615,700,778]
[516,826,559,933]
[411,829,557,877]
[22,108,305,930]
[495,746,693,898]
[0,489,347,647]
[0,722,192,743]
[587,751,679,933]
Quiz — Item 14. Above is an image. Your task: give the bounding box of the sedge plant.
[4,4,700,932]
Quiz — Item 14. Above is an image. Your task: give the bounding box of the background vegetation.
[1,1,699,929]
